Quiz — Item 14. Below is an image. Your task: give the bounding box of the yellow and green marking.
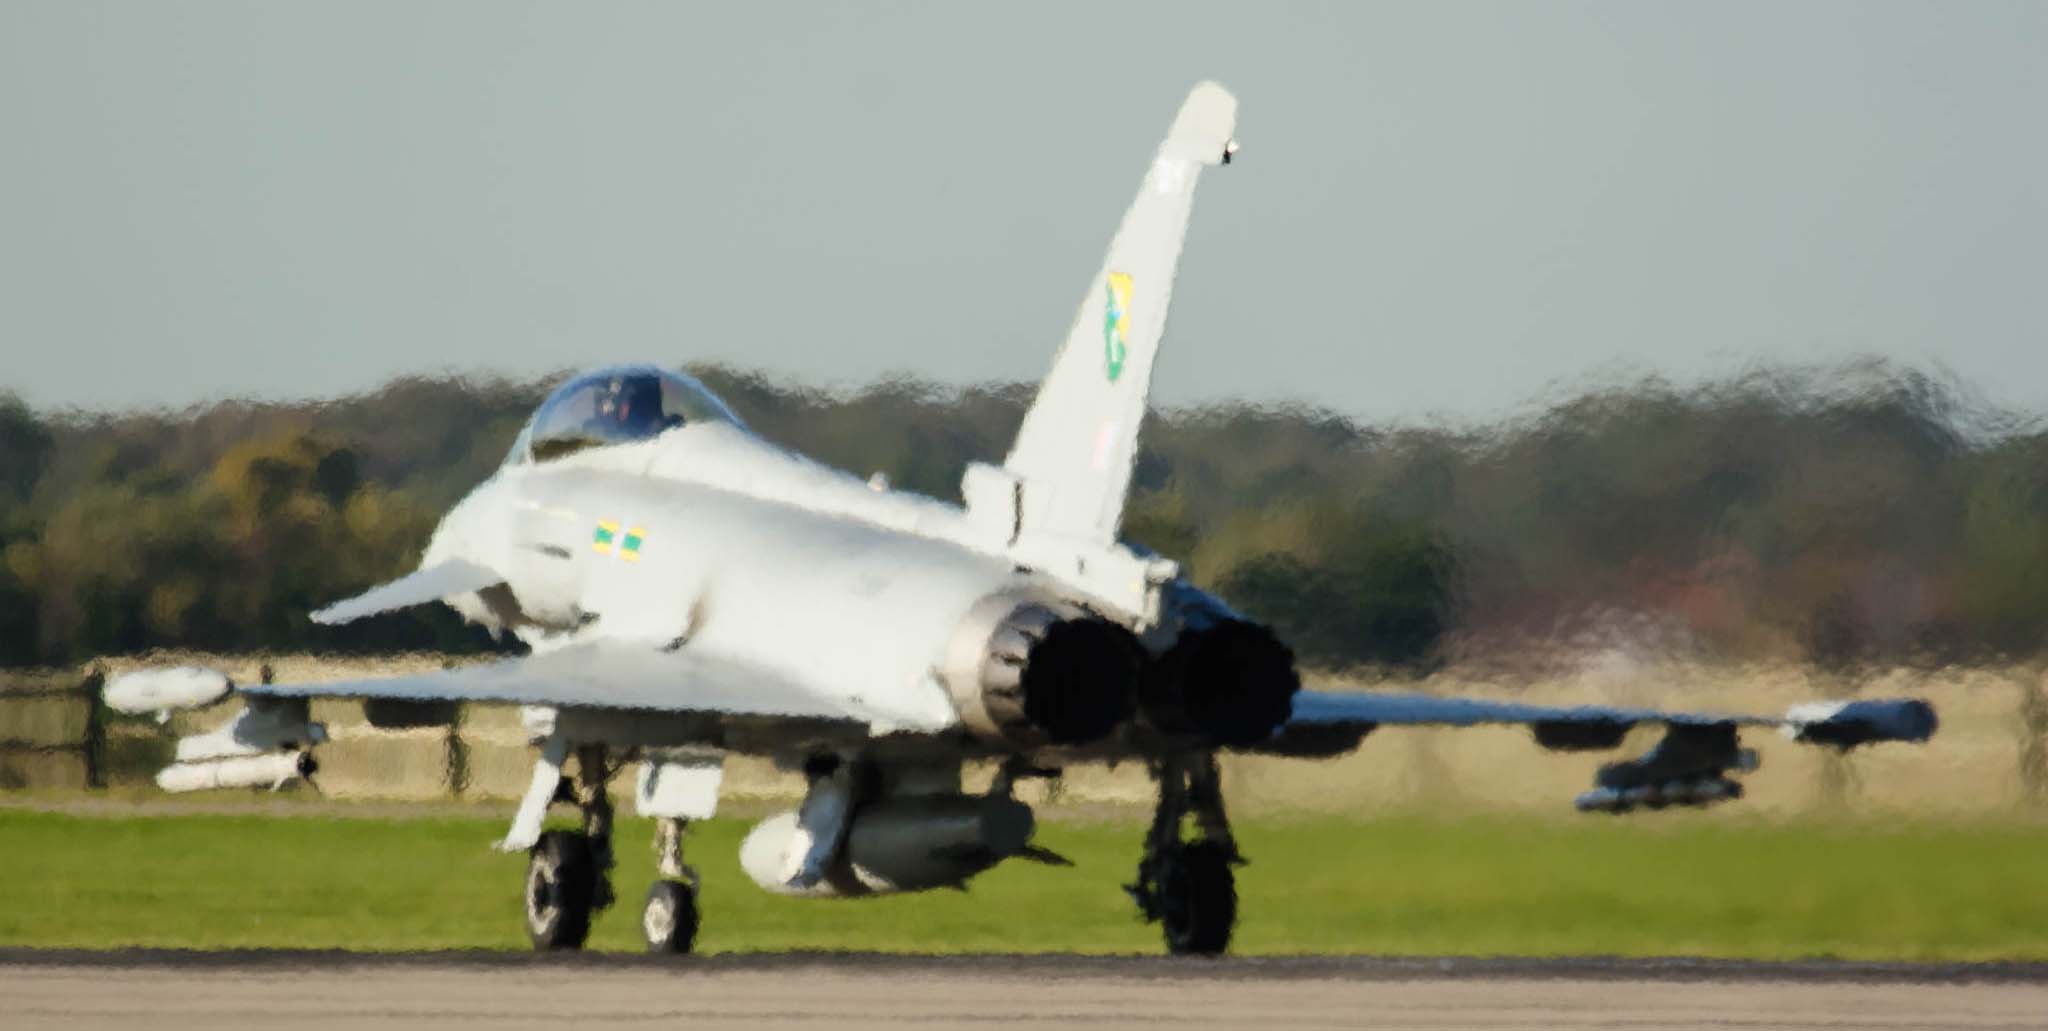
[592,519,646,561]
[1103,271,1133,382]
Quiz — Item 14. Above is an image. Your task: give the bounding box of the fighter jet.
[104,82,1937,956]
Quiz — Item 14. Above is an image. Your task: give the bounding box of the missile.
[156,751,315,793]
[104,667,233,718]
[172,702,327,763]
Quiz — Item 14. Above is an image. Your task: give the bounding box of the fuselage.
[413,364,1298,756]
[428,419,1118,737]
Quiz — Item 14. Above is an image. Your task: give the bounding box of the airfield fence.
[0,667,106,790]
[4,657,2047,815]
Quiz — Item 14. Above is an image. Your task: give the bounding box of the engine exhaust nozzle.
[1142,619,1300,747]
[943,595,1141,746]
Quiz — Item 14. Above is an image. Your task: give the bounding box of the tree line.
[2,359,2043,672]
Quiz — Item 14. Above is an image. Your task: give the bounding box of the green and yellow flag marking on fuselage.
[592,519,645,561]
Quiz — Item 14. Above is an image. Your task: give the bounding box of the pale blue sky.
[2,2,2042,422]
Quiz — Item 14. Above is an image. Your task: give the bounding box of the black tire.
[525,830,596,951]
[641,880,700,955]
[1159,841,1236,956]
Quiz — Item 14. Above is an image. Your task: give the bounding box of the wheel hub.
[526,863,558,926]
[643,893,675,942]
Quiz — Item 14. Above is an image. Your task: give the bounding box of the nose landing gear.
[641,815,701,954]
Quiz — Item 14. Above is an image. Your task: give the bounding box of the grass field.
[4,807,2046,960]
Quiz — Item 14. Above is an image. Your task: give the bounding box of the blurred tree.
[0,393,51,662]
[0,392,53,505]
[1956,441,2048,658]
[19,481,225,658]
[1121,489,1200,564]
[1213,506,1456,669]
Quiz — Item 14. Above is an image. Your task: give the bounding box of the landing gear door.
[637,747,723,820]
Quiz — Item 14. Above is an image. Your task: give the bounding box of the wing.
[1274,688,1937,812]
[310,559,505,626]
[243,639,873,723]
[1002,82,1237,543]
[126,639,913,797]
[1286,689,1936,742]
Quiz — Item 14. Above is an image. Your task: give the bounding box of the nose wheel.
[641,880,701,954]
[642,814,702,954]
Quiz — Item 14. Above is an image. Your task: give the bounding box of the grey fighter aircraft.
[105,82,1938,956]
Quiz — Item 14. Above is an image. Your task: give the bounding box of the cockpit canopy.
[521,365,740,463]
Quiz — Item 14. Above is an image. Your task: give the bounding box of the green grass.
[3,808,2046,959]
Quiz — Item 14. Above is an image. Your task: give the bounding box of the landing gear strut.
[522,744,617,950]
[1127,752,1241,956]
[641,816,701,954]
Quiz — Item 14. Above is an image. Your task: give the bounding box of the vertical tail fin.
[1001,82,1237,544]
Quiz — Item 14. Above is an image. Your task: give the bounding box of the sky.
[1,2,2042,424]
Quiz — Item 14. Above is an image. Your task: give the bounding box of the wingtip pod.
[103,666,234,717]
[1783,698,1938,748]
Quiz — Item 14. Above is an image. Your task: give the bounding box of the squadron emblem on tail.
[1103,271,1133,382]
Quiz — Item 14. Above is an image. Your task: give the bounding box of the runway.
[5,951,2047,1030]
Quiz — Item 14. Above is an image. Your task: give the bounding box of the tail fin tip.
[1168,82,1238,163]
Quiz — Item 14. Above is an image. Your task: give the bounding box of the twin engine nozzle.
[943,596,1143,746]
[942,594,1300,748]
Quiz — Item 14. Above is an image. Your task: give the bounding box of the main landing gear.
[1127,752,1242,956]
[520,744,702,954]
[642,815,701,954]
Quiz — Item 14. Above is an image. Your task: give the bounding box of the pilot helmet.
[596,374,664,432]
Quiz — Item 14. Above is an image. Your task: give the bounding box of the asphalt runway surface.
[6,951,2048,1031]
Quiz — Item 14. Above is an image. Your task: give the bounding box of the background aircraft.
[104,83,1936,956]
